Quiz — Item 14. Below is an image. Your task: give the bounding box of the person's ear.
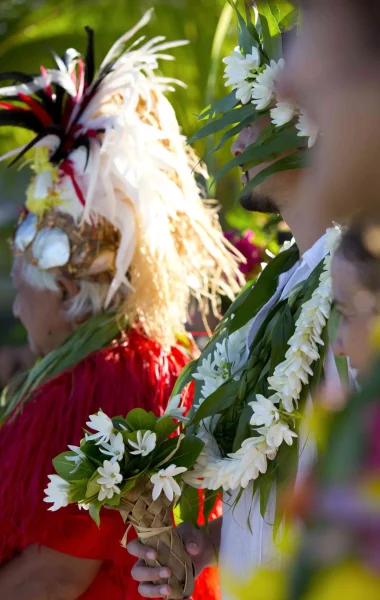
[56,276,79,309]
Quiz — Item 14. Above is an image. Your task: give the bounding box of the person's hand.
[127,522,216,599]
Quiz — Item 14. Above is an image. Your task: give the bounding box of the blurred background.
[0,0,283,347]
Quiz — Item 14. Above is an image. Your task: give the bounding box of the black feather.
[84,27,95,85]
[0,109,42,132]
[9,126,63,166]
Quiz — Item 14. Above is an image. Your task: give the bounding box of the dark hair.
[337,216,380,292]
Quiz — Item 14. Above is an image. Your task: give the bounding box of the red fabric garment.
[0,329,221,599]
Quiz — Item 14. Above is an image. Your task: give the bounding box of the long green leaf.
[189,104,256,144]
[189,379,240,426]
[239,151,307,195]
[213,128,302,183]
[227,0,259,55]
[256,1,282,61]
[198,91,239,122]
[228,244,299,333]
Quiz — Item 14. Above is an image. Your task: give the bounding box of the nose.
[231,134,246,158]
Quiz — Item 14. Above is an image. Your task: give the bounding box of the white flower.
[100,432,125,463]
[97,460,123,501]
[223,46,260,104]
[251,59,285,110]
[86,411,114,445]
[270,101,298,127]
[128,430,157,457]
[150,464,187,501]
[164,394,188,421]
[43,475,71,512]
[78,502,91,511]
[249,394,280,428]
[296,112,319,148]
[98,485,119,501]
[66,445,86,473]
[266,422,298,448]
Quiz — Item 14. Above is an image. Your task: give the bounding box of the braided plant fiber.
[119,477,194,599]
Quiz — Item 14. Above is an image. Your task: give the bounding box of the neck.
[280,197,331,256]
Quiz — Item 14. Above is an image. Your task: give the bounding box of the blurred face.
[11,259,75,357]
[279,0,380,222]
[231,116,302,214]
[332,253,377,374]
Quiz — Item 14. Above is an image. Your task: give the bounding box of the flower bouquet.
[45,401,204,599]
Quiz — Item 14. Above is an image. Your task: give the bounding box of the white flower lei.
[186,227,341,493]
[222,46,318,148]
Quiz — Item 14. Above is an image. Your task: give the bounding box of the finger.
[127,540,157,561]
[132,561,171,583]
[138,583,172,598]
[185,541,200,557]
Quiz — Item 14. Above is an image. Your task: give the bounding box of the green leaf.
[198,90,238,121]
[259,466,276,518]
[85,471,101,499]
[211,115,256,153]
[70,480,88,503]
[170,358,199,398]
[232,403,254,451]
[125,409,157,432]
[155,416,178,444]
[151,437,180,466]
[77,440,103,467]
[228,244,300,334]
[240,151,307,194]
[89,502,101,527]
[227,0,259,55]
[189,104,256,144]
[269,304,294,376]
[112,416,130,431]
[179,484,200,525]
[189,379,240,426]
[213,127,303,184]
[168,435,205,469]
[328,306,349,387]
[52,451,97,481]
[256,1,282,61]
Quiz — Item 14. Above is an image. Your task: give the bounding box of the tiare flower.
[251,58,285,110]
[100,432,125,463]
[128,430,157,456]
[97,460,123,501]
[249,394,280,428]
[270,100,298,127]
[44,475,71,511]
[150,464,187,501]
[86,411,114,445]
[66,445,86,473]
[296,111,319,148]
[164,394,188,421]
[223,46,260,104]
[265,422,297,448]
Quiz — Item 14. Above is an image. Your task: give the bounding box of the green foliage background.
[0,0,272,343]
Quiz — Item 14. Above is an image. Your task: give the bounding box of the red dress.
[0,329,220,599]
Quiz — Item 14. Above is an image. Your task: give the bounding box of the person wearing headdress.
[0,11,241,599]
[127,3,358,599]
